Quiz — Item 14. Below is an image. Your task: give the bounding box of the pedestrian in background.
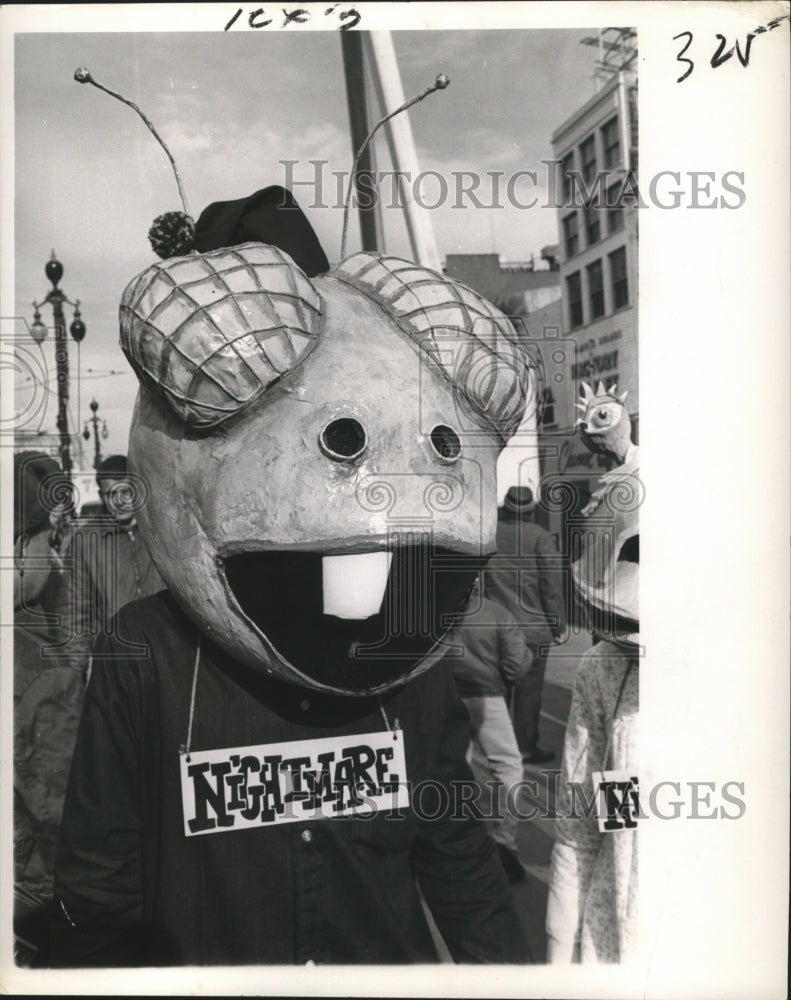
[13,452,84,966]
[483,486,566,765]
[446,587,533,884]
[58,454,164,676]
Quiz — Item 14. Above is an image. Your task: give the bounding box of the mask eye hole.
[319,417,367,462]
[430,425,462,462]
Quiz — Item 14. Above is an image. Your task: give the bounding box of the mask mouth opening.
[573,531,639,644]
[223,542,481,693]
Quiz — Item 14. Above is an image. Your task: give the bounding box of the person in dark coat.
[483,486,567,764]
[50,591,530,966]
[46,184,533,967]
[13,452,84,966]
[58,454,164,676]
[444,591,533,883]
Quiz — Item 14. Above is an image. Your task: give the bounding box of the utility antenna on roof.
[580,28,638,90]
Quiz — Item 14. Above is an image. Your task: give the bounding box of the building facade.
[442,252,562,513]
[538,67,639,552]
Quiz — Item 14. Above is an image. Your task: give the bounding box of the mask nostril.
[319,417,367,462]
[430,425,462,462]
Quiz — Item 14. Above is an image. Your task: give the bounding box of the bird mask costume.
[572,380,640,641]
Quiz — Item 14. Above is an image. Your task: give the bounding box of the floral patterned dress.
[546,641,639,963]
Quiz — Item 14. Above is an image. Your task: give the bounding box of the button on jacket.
[51,592,529,966]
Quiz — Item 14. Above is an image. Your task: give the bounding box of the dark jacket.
[51,592,529,966]
[444,598,531,698]
[483,513,567,647]
[56,516,164,674]
[14,572,85,963]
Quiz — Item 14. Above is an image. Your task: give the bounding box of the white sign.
[179,730,408,836]
[592,769,641,834]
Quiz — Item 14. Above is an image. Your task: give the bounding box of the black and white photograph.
[1,2,788,996]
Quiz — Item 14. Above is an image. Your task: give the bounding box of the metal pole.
[89,399,103,470]
[617,71,631,173]
[362,31,442,272]
[51,291,73,480]
[341,31,382,253]
[32,252,85,484]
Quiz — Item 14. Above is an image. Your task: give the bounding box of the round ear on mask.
[119,243,324,429]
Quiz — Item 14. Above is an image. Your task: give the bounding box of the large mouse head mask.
[78,68,533,696]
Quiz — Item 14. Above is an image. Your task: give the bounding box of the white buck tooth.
[322,551,393,619]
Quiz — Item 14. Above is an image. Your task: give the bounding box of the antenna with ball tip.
[340,73,449,262]
[74,66,194,259]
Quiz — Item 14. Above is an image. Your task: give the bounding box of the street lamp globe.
[70,312,86,342]
[45,251,63,287]
[30,309,47,343]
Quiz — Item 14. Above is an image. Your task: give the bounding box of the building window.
[609,247,629,309]
[587,260,605,319]
[579,134,597,184]
[628,85,638,171]
[539,387,556,427]
[562,212,579,258]
[606,183,625,233]
[602,115,621,169]
[567,271,583,329]
[561,151,575,205]
[584,205,601,246]
[620,170,640,208]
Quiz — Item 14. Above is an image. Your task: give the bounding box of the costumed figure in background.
[50,68,535,966]
[13,453,84,966]
[545,381,640,963]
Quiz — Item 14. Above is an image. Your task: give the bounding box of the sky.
[13,27,601,460]
[5,9,791,994]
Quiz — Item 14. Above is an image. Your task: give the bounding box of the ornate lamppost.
[30,250,86,482]
[83,398,108,470]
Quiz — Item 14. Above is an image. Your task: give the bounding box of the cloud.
[13,28,600,458]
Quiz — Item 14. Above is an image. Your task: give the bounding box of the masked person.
[49,182,536,967]
[58,454,164,677]
[546,383,640,964]
[13,453,84,966]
